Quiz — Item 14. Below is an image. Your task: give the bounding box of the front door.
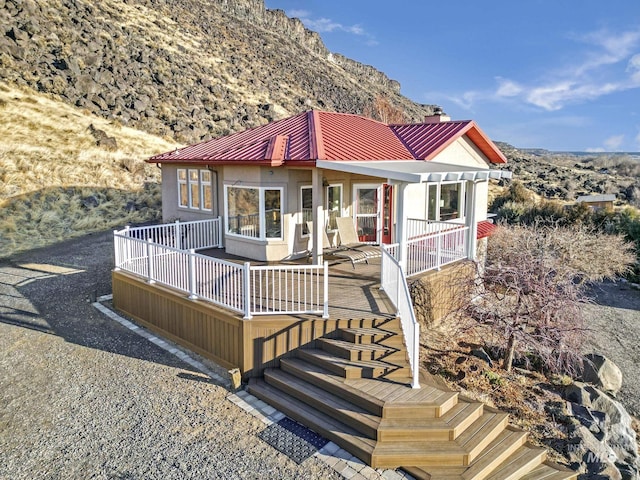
[353,184,380,243]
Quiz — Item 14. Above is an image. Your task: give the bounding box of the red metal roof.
[391,121,507,164]
[315,111,414,160]
[476,220,498,240]
[149,110,506,165]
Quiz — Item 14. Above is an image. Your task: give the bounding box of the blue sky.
[264,1,640,152]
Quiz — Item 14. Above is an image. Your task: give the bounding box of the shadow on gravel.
[176,372,221,384]
[1,231,201,373]
[586,281,640,311]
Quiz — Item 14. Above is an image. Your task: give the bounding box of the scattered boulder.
[81,195,99,209]
[560,382,640,479]
[87,123,117,151]
[581,353,623,395]
[563,381,592,407]
[471,348,493,367]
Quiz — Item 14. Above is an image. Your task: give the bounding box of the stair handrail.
[381,244,420,389]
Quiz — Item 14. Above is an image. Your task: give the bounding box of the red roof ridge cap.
[265,134,289,163]
[309,110,326,159]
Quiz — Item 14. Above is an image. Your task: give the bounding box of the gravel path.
[0,231,339,479]
[583,281,640,417]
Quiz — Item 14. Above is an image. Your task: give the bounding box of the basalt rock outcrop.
[0,0,434,144]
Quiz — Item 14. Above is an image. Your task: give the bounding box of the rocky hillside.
[494,142,640,206]
[0,0,434,144]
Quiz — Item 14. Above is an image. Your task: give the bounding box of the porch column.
[466,180,478,260]
[312,168,325,265]
[395,182,409,265]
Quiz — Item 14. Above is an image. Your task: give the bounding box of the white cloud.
[285,10,377,46]
[604,134,625,151]
[445,90,483,110]
[492,28,640,111]
[495,78,523,97]
[571,29,640,75]
[585,147,606,153]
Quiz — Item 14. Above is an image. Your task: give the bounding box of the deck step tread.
[379,401,483,430]
[518,462,577,480]
[340,326,403,344]
[280,357,385,415]
[378,401,484,442]
[456,412,509,450]
[297,348,406,379]
[263,368,380,437]
[460,427,528,480]
[484,445,547,480]
[247,378,376,463]
[318,337,398,353]
[400,428,532,480]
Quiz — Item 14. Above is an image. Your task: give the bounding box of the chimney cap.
[424,106,451,123]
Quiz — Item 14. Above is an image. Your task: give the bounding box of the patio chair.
[335,217,382,263]
[306,221,369,268]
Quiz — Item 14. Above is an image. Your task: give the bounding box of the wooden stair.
[247,317,576,480]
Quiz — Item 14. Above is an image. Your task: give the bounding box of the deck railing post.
[188,249,197,299]
[436,232,442,271]
[216,216,223,247]
[113,231,121,271]
[124,226,131,264]
[175,220,181,250]
[243,262,252,319]
[322,261,329,319]
[396,260,403,317]
[412,322,420,389]
[146,238,155,284]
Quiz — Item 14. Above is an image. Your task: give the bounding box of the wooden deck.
[198,247,395,320]
[111,246,577,479]
[111,251,395,378]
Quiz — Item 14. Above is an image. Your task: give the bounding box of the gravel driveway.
[583,281,640,417]
[0,231,339,479]
[2,230,638,479]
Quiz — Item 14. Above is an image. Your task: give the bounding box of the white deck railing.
[381,244,420,389]
[117,217,224,251]
[114,220,328,318]
[404,219,469,277]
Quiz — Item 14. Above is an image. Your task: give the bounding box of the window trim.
[300,185,312,237]
[425,181,466,223]
[177,168,213,212]
[224,184,284,241]
[326,183,343,232]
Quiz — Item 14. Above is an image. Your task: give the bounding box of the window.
[426,182,465,222]
[177,168,213,211]
[225,185,283,240]
[300,186,312,236]
[326,184,342,231]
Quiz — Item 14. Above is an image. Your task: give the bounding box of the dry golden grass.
[0,82,179,257]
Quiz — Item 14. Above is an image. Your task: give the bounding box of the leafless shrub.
[458,224,634,375]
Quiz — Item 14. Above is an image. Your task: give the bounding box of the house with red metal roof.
[111,113,578,479]
[149,109,509,264]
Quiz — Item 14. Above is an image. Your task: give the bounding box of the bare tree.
[363,95,407,124]
[462,224,634,374]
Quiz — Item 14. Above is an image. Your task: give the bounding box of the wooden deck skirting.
[112,270,390,377]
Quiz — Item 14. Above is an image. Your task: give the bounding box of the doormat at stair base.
[258,417,329,464]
